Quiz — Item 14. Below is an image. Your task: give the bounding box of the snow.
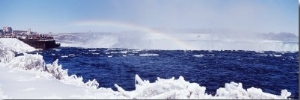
[0,38,36,53]
[0,38,292,99]
[116,75,291,99]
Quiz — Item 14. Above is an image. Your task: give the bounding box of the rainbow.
[72,20,195,50]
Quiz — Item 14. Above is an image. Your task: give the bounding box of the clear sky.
[0,0,298,35]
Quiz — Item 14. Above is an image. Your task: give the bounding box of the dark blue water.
[33,47,298,99]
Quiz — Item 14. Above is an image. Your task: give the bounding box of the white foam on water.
[53,48,61,51]
[273,54,282,57]
[88,49,97,52]
[92,53,99,55]
[61,55,68,58]
[69,54,75,57]
[193,54,204,58]
[139,53,159,57]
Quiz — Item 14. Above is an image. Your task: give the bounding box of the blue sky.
[0,0,298,34]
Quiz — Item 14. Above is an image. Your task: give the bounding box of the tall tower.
[27,28,31,35]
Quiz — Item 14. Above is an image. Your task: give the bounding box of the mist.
[109,0,298,35]
[52,0,298,51]
[53,30,298,51]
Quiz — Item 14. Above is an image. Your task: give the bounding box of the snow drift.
[0,38,35,53]
[0,38,292,99]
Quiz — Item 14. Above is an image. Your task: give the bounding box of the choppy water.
[31,47,298,99]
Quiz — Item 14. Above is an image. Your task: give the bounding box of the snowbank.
[0,38,292,99]
[0,38,36,53]
[0,38,35,63]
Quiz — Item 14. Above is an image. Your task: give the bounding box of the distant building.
[27,28,31,35]
[13,30,28,35]
[0,30,3,35]
[3,27,12,34]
